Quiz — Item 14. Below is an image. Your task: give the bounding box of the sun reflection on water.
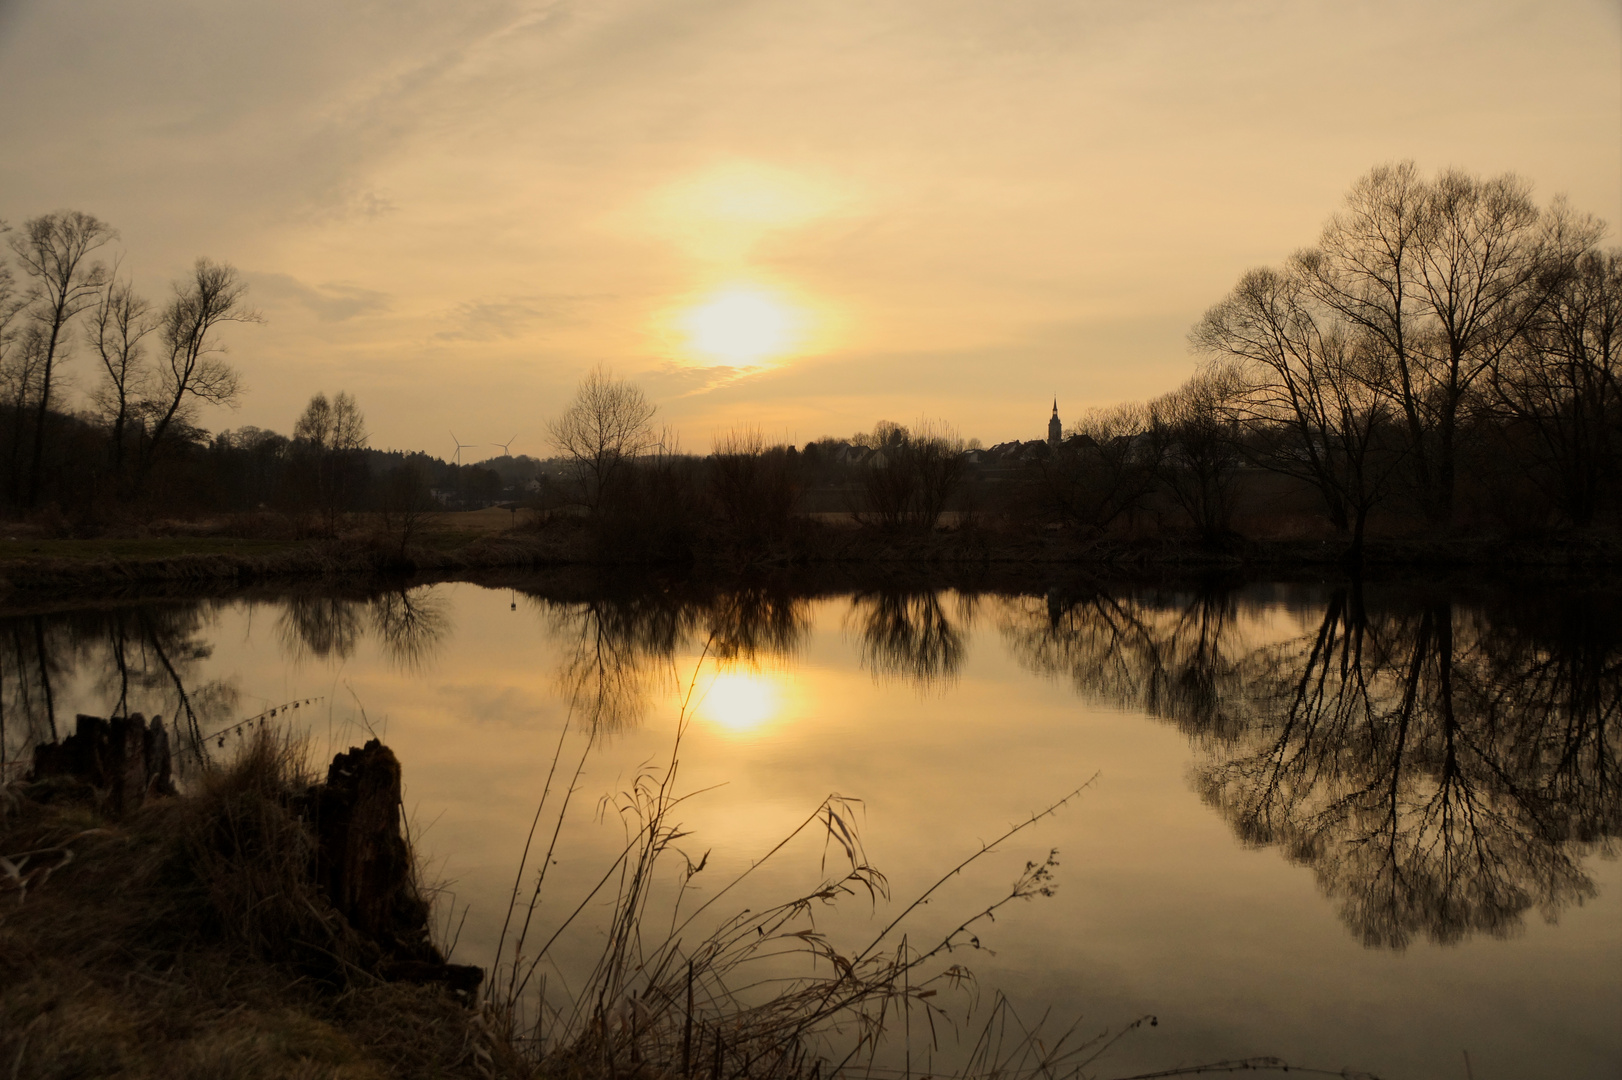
[695,668,786,736]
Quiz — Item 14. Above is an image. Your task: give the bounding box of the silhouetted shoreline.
[0,523,1617,599]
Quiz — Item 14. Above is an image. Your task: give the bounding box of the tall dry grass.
[0,727,526,1079]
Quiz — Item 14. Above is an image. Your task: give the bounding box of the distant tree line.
[6,163,1616,559]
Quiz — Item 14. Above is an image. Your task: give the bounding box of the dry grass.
[0,731,525,1080]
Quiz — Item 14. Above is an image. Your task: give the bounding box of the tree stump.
[28,713,175,816]
[313,738,483,996]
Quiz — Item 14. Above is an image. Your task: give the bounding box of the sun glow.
[697,670,783,735]
[681,286,801,367]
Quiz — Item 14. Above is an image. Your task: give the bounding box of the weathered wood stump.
[26,724,481,998]
[312,738,483,995]
[28,713,175,815]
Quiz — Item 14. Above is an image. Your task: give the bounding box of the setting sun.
[682,287,801,367]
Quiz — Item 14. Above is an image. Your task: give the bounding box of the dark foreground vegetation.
[3,162,1619,583]
[2,724,515,1079]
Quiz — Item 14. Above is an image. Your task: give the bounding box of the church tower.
[1047,399,1062,447]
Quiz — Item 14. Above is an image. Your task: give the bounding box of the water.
[3,574,1618,1079]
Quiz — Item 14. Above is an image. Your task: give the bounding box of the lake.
[3,572,1618,1079]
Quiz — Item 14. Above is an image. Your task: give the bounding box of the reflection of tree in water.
[847,591,970,692]
[997,583,1247,739]
[368,588,450,672]
[529,584,810,733]
[274,587,450,672]
[0,603,240,767]
[1200,587,1621,947]
[1002,580,1620,949]
[277,596,364,661]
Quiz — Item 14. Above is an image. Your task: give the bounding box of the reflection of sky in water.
[8,580,1621,1079]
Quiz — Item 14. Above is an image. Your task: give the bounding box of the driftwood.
[29,713,175,816]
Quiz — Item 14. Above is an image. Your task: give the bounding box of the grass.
[0,536,301,562]
[1,730,526,1080]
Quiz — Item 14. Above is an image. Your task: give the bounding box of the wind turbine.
[449,431,475,465]
[491,434,518,458]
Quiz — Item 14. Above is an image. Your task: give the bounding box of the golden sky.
[0,0,1617,455]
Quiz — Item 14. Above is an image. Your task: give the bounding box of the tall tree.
[137,259,258,491]
[292,390,369,534]
[1491,245,1621,526]
[547,365,656,514]
[1192,265,1398,558]
[6,211,115,505]
[1297,164,1586,524]
[1150,365,1247,544]
[87,262,155,485]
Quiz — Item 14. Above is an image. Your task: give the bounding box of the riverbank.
[1,724,522,1080]
[0,519,1617,597]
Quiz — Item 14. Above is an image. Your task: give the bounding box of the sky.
[0,0,1617,456]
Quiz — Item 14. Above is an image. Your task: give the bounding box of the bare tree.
[6,211,116,505]
[547,365,657,514]
[1151,365,1247,544]
[87,263,156,484]
[909,419,967,530]
[708,426,802,544]
[1033,402,1162,536]
[0,236,38,499]
[1297,163,1587,524]
[1491,245,1621,526]
[136,259,259,490]
[1192,265,1399,558]
[292,390,369,534]
[852,419,966,531]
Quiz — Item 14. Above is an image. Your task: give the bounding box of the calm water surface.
[3,576,1618,1079]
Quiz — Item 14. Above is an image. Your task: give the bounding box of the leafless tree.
[137,259,259,491]
[1151,365,1248,543]
[1296,163,1589,524]
[547,365,657,514]
[1192,265,1400,558]
[909,419,967,530]
[1033,402,1162,536]
[87,262,156,483]
[292,390,369,534]
[854,419,966,530]
[0,237,38,499]
[708,426,802,544]
[1491,245,1621,525]
[6,211,116,504]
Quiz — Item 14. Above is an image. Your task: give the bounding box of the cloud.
[432,294,611,342]
[247,272,391,322]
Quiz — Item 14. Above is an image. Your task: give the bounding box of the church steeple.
[1047,398,1062,447]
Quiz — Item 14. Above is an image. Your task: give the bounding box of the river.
[3,572,1618,1079]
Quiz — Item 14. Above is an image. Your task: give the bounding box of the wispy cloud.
[247,272,392,322]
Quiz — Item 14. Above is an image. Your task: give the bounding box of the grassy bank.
[1,734,526,1080]
[1,512,1619,598]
